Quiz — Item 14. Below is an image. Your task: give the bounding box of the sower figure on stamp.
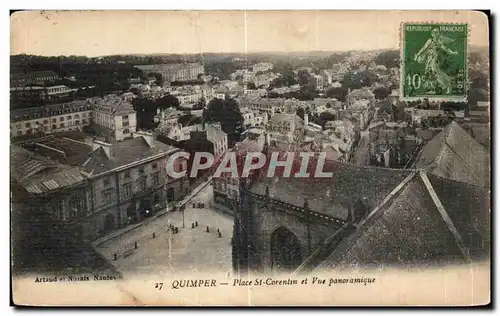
[414,28,458,95]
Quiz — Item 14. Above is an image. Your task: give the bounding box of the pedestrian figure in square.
[206,226,210,233]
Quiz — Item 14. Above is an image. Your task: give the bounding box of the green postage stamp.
[401,23,468,101]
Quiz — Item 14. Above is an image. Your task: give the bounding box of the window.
[101,190,113,205]
[60,117,64,121]
[67,115,72,120]
[139,166,145,174]
[123,121,129,127]
[52,118,57,123]
[123,129,130,134]
[103,178,110,186]
[15,124,21,129]
[25,123,30,128]
[17,131,22,136]
[75,114,79,119]
[138,179,146,191]
[122,115,129,120]
[124,170,131,179]
[60,123,65,128]
[82,119,87,124]
[123,184,132,198]
[153,174,159,186]
[52,124,57,130]
[70,198,84,218]
[152,162,158,169]
[54,202,64,220]
[82,113,86,117]
[43,120,48,124]
[75,120,80,125]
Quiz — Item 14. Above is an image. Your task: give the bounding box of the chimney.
[133,131,155,148]
[93,140,113,159]
[264,132,270,146]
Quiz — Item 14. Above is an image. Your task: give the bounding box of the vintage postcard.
[10,10,491,306]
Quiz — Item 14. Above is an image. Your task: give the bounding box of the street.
[351,130,370,166]
[95,184,234,278]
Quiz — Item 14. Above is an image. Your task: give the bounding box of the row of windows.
[101,174,161,203]
[53,196,86,220]
[13,107,93,120]
[213,177,239,190]
[102,163,160,187]
[12,111,91,124]
[14,124,85,136]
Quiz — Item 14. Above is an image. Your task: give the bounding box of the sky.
[10,10,489,57]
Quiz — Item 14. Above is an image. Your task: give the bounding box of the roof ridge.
[419,171,471,261]
[315,171,418,269]
[426,171,489,191]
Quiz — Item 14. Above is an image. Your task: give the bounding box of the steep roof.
[10,145,59,183]
[412,121,490,188]
[314,171,490,271]
[248,162,412,220]
[205,125,227,142]
[10,145,85,195]
[81,137,177,176]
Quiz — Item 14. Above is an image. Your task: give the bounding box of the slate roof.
[205,125,227,142]
[10,145,85,195]
[25,136,93,166]
[81,136,177,176]
[10,145,58,183]
[248,162,412,220]
[314,171,490,271]
[412,121,490,188]
[90,97,136,116]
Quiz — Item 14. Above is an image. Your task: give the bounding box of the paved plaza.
[95,184,234,277]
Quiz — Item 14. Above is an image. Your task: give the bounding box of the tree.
[325,87,348,102]
[246,82,257,90]
[296,107,311,121]
[468,89,489,106]
[313,112,336,128]
[373,86,390,100]
[269,74,298,89]
[203,98,244,145]
[297,70,311,86]
[155,94,180,110]
[440,101,467,112]
[342,71,377,90]
[132,97,159,130]
[193,97,206,110]
[373,50,400,69]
